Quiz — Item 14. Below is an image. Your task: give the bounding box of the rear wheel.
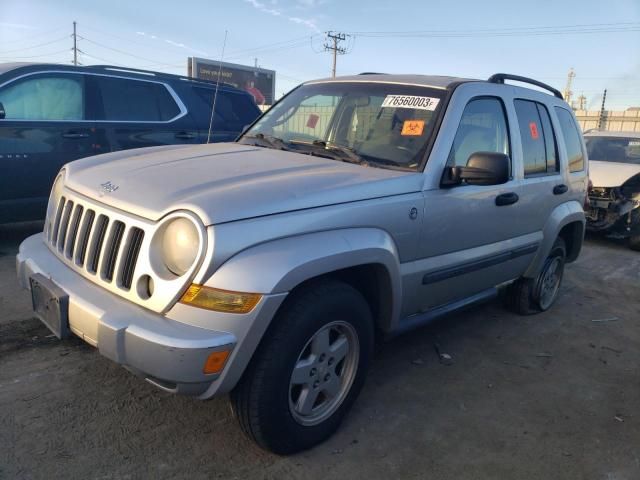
[629,234,640,251]
[231,279,374,454]
[505,237,566,315]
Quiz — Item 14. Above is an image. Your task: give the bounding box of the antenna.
[207,30,229,144]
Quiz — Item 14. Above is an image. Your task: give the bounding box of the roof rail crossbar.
[488,73,563,99]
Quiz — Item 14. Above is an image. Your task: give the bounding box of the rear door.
[190,87,261,143]
[0,72,93,221]
[90,75,197,151]
[510,99,566,238]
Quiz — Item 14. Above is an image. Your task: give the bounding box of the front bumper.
[16,234,281,398]
[586,195,639,236]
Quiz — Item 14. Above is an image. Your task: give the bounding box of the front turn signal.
[180,285,262,314]
[203,350,231,374]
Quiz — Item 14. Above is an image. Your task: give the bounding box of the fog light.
[203,350,231,375]
[180,285,261,314]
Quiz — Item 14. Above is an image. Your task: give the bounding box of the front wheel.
[231,280,374,454]
[504,237,566,315]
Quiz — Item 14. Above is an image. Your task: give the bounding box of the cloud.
[243,0,320,32]
[136,31,210,57]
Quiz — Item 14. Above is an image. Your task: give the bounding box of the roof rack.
[488,73,563,99]
[90,65,164,77]
[88,64,235,89]
[358,72,387,75]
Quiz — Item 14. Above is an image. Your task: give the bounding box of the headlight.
[160,217,200,276]
[46,171,65,234]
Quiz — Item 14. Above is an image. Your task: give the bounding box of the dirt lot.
[1,222,639,480]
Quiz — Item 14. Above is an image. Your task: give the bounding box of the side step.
[387,288,498,339]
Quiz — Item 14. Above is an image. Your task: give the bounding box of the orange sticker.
[529,121,539,140]
[401,120,425,136]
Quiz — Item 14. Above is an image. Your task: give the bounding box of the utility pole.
[563,67,575,105]
[324,31,347,78]
[72,21,78,66]
[598,89,608,131]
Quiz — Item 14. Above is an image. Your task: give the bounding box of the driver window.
[448,97,510,168]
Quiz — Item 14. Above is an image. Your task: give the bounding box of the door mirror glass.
[442,151,510,186]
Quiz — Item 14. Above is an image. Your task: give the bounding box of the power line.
[347,21,640,38]
[0,35,70,54]
[226,34,321,57]
[0,49,71,60]
[0,26,66,45]
[77,35,183,66]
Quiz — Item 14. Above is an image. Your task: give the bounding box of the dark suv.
[0,63,261,223]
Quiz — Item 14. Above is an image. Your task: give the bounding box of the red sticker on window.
[529,122,539,140]
[307,114,319,129]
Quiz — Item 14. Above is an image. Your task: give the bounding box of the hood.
[64,143,422,225]
[589,160,640,188]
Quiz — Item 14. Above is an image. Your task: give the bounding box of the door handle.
[175,132,195,140]
[495,192,519,206]
[553,184,568,195]
[62,131,89,139]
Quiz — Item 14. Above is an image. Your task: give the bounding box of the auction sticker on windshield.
[382,95,440,111]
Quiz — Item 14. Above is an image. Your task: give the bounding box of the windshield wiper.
[310,140,369,166]
[244,133,289,150]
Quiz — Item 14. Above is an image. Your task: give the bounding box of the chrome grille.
[47,196,144,293]
[43,186,206,314]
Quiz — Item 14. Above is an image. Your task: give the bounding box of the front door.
[411,96,536,313]
[0,72,93,221]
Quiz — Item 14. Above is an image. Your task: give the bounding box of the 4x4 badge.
[100,181,119,195]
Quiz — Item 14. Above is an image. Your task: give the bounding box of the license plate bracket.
[29,273,70,339]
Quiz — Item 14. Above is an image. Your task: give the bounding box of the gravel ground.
[1,222,639,480]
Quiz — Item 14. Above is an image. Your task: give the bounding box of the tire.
[629,234,640,251]
[504,237,567,315]
[230,279,374,455]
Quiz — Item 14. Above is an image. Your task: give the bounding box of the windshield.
[585,136,640,165]
[238,82,445,171]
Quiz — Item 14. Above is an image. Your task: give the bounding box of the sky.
[1,0,639,109]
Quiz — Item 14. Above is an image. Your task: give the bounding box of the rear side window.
[0,74,84,120]
[514,99,558,176]
[555,107,585,172]
[194,88,259,131]
[448,97,510,169]
[95,77,180,121]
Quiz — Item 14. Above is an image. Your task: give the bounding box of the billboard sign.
[188,57,276,106]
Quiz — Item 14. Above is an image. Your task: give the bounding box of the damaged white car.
[585,131,640,251]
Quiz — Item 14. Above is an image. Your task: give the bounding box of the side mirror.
[442,152,510,186]
[0,102,5,120]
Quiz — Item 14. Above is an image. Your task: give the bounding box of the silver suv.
[16,73,588,454]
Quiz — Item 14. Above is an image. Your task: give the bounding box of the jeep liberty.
[16,73,588,454]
